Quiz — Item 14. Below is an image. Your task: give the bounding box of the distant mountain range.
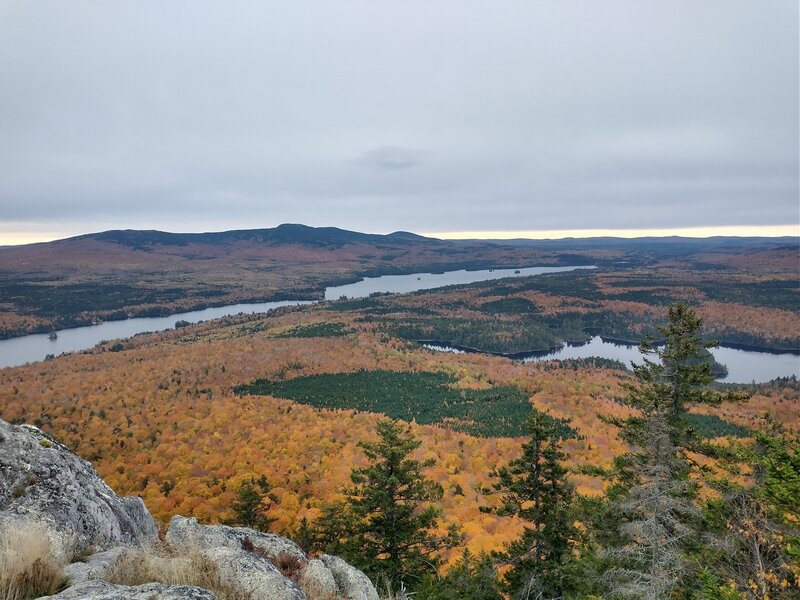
[9,223,797,252]
[68,224,440,250]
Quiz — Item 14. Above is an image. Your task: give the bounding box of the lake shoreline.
[421,336,800,359]
[0,261,573,342]
[2,263,797,371]
[421,337,800,384]
[0,290,323,342]
[0,265,589,368]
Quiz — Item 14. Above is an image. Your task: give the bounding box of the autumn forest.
[0,231,798,598]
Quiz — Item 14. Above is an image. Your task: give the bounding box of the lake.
[0,265,591,368]
[424,336,800,384]
[3,264,796,382]
[325,265,596,300]
[0,300,313,369]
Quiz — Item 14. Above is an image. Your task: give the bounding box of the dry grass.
[105,544,248,600]
[0,521,67,600]
[108,543,345,600]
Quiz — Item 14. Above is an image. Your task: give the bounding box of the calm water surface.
[4,264,795,382]
[325,265,595,300]
[425,336,800,384]
[0,301,312,369]
[0,265,591,368]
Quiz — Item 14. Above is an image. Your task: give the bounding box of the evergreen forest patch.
[272,322,350,338]
[234,370,576,438]
[683,412,750,438]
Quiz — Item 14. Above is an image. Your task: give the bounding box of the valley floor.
[1,301,796,559]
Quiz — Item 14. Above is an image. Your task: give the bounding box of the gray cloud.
[0,0,797,238]
[357,146,428,171]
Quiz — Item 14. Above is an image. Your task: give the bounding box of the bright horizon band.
[423,225,800,240]
[0,223,798,247]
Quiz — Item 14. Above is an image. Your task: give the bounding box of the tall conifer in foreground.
[603,304,746,598]
[483,410,578,599]
[339,419,463,592]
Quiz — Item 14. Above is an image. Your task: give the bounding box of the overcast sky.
[0,1,797,243]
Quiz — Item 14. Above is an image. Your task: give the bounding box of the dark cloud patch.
[357,146,428,171]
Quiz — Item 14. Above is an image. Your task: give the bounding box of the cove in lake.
[0,265,592,369]
[423,337,800,385]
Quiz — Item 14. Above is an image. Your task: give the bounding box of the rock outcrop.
[62,547,128,586]
[0,420,157,557]
[0,417,379,600]
[200,546,305,599]
[320,554,381,600]
[166,515,307,562]
[299,559,338,600]
[42,580,218,599]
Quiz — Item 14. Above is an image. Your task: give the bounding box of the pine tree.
[483,410,577,599]
[415,549,503,600]
[311,501,357,557]
[342,419,463,591]
[603,304,747,598]
[230,476,276,531]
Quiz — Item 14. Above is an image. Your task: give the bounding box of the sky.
[0,1,798,244]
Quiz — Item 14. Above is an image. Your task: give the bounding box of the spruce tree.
[603,303,746,598]
[620,303,746,448]
[290,516,316,554]
[230,476,276,531]
[415,549,503,600]
[483,410,577,599]
[343,420,463,591]
[604,412,696,599]
[310,500,358,557]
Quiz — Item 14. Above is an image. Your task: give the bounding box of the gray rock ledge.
[0,420,157,556]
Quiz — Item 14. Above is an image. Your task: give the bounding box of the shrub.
[239,537,306,584]
[268,552,304,582]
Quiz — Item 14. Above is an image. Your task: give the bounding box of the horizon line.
[422,224,800,240]
[0,223,798,246]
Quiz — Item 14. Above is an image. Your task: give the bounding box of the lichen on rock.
[0,420,157,557]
